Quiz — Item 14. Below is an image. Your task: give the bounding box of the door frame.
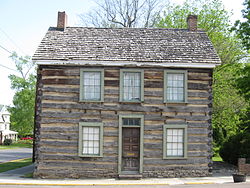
[118,115,144,174]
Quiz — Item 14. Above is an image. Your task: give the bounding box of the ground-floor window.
[163,124,187,159]
[78,122,103,157]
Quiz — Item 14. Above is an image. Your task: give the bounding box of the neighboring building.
[0,105,18,144]
[32,12,221,179]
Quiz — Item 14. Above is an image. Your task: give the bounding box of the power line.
[0,44,12,54]
[0,27,28,55]
[0,64,17,72]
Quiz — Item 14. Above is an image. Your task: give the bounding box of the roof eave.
[33,60,220,69]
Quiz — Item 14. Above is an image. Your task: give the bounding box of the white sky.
[0,0,246,106]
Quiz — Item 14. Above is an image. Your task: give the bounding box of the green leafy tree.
[213,63,247,145]
[156,0,245,64]
[236,63,250,132]
[8,52,36,137]
[155,0,249,150]
[233,0,250,51]
[219,0,250,164]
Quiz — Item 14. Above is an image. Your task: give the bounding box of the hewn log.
[104,70,119,78]
[40,133,78,140]
[40,140,78,147]
[104,80,119,86]
[43,86,79,93]
[144,81,163,88]
[188,83,210,90]
[42,79,79,85]
[41,126,78,132]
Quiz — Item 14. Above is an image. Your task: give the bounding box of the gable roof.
[32,27,221,66]
[0,105,10,123]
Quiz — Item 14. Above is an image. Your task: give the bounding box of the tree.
[212,63,247,146]
[156,0,245,64]
[8,52,36,137]
[79,0,164,28]
[233,0,250,51]
[155,0,249,149]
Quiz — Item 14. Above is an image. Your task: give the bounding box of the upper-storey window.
[80,69,104,102]
[164,70,187,103]
[120,69,144,102]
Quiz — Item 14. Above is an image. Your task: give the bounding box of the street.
[0,148,32,163]
[0,182,249,188]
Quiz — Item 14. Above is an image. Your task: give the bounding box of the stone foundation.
[238,158,250,175]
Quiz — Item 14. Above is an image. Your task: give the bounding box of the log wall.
[34,65,213,179]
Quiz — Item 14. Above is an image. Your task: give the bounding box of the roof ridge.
[49,26,205,32]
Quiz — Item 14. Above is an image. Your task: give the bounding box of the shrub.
[220,132,250,165]
[18,139,33,145]
[3,139,12,146]
[20,137,33,140]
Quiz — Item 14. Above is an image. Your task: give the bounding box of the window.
[164,70,187,103]
[80,69,104,102]
[122,118,141,126]
[120,69,144,102]
[78,122,103,157]
[163,124,187,159]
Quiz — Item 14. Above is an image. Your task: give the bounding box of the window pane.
[166,73,185,102]
[93,148,99,154]
[166,128,184,157]
[122,118,140,126]
[123,72,141,101]
[82,126,100,155]
[82,71,101,100]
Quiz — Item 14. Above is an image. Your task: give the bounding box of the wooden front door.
[122,127,140,172]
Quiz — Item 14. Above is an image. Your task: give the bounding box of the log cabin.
[32,12,221,179]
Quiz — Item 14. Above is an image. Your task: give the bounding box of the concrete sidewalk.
[0,162,249,186]
[0,175,249,186]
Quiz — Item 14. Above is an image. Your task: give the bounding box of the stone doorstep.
[118,171,142,180]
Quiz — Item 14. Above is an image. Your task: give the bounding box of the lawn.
[0,158,32,173]
[0,140,33,150]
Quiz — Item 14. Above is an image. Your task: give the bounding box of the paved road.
[0,148,32,163]
[0,182,249,188]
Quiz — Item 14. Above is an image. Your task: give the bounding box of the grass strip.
[0,158,32,173]
[0,142,33,150]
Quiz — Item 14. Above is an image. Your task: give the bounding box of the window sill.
[164,101,188,104]
[79,154,103,158]
[119,100,143,104]
[163,157,187,160]
[79,100,104,103]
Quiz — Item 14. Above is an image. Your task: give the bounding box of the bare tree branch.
[79,0,165,28]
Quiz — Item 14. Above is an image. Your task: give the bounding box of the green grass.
[0,158,32,173]
[0,140,33,150]
[22,172,33,178]
[212,156,223,162]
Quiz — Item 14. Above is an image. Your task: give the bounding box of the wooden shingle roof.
[32,27,221,65]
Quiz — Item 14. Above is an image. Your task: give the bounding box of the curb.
[0,181,220,186]
[0,157,31,165]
